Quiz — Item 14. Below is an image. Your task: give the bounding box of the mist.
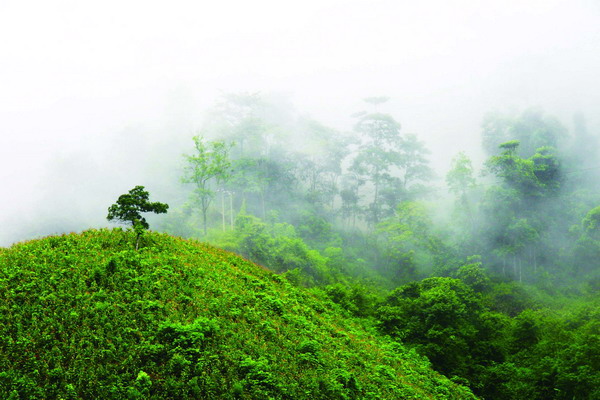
[2,0,600,246]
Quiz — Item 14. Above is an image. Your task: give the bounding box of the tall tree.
[486,141,561,199]
[571,205,600,277]
[208,92,267,157]
[347,105,433,226]
[397,133,433,194]
[446,152,478,249]
[183,136,232,235]
[447,152,477,198]
[293,119,350,214]
[481,109,567,157]
[481,141,562,279]
[339,172,364,228]
[350,112,402,225]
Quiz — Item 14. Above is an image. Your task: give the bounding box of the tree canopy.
[107,185,168,248]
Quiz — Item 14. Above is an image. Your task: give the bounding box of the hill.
[0,229,476,399]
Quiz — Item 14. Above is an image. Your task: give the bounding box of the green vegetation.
[182,136,233,235]
[155,96,599,399]
[0,229,475,399]
[376,273,599,399]
[4,95,600,399]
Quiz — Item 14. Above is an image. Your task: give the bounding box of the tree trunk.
[519,258,522,283]
[221,191,226,230]
[229,193,234,229]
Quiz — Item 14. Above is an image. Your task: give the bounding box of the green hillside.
[0,229,476,399]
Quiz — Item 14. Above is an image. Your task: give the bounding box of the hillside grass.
[0,229,476,399]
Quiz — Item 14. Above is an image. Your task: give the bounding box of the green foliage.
[454,261,491,293]
[182,136,232,235]
[295,211,342,250]
[208,212,336,286]
[107,186,169,249]
[323,283,380,317]
[348,111,432,225]
[0,230,475,399]
[495,302,600,400]
[446,152,476,197]
[376,277,506,384]
[481,109,567,157]
[376,266,600,399]
[92,98,600,398]
[568,206,600,280]
[479,140,566,281]
[582,205,600,234]
[484,280,536,316]
[377,201,454,281]
[107,186,169,230]
[486,141,547,197]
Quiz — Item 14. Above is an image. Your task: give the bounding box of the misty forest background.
[6,92,600,398]
[113,94,599,397]
[2,1,600,398]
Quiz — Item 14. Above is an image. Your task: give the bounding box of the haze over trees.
[2,2,600,398]
[1,92,599,399]
[182,136,232,235]
[153,93,599,399]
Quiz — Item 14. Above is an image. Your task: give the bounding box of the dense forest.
[2,1,599,398]
[1,93,599,399]
[151,93,599,399]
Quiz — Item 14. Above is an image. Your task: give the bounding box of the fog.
[2,0,600,246]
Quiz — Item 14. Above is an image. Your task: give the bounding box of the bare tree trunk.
[519,258,522,283]
[221,191,226,230]
[229,192,234,229]
[201,194,209,235]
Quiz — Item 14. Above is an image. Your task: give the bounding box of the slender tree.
[183,136,232,235]
[350,112,402,225]
[446,152,477,241]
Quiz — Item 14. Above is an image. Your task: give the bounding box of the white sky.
[1,0,600,245]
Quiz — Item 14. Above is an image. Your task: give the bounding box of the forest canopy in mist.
[2,0,600,246]
[1,2,600,398]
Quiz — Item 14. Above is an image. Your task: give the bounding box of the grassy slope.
[0,229,476,399]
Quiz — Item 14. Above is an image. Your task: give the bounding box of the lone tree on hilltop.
[107,185,169,249]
